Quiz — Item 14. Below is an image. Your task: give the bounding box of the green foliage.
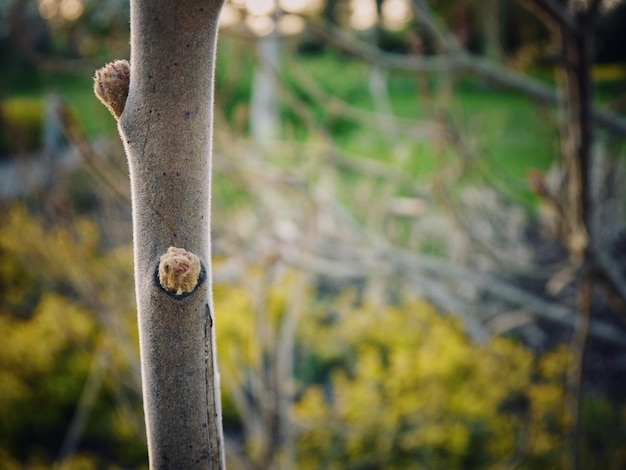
[210,268,626,468]
[0,98,44,154]
[1,71,117,144]
[0,292,95,457]
[579,394,626,470]
[0,41,621,468]
[1,205,625,468]
[0,205,146,468]
[293,295,626,469]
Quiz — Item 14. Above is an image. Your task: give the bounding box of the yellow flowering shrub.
[293,296,626,469]
[1,203,625,469]
[0,205,145,468]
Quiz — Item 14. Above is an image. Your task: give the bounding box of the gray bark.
[250,34,280,142]
[111,0,226,468]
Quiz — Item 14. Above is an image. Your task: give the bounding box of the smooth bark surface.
[117,0,225,468]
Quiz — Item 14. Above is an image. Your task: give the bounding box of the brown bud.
[158,247,202,296]
[94,60,130,119]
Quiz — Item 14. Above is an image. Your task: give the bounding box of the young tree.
[94,0,226,468]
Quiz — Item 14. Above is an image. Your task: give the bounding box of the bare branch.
[305,19,626,136]
[519,0,581,33]
[410,0,457,52]
[278,238,626,346]
[592,243,626,305]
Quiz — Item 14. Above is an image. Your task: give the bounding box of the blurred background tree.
[1,0,626,469]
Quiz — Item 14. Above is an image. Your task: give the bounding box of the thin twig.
[565,273,592,470]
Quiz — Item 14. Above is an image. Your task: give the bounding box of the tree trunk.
[483,0,502,61]
[95,0,226,468]
[250,34,280,142]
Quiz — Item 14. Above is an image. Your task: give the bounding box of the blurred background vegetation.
[1,0,626,468]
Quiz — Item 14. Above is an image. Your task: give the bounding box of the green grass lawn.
[296,49,559,186]
[0,44,576,191]
[1,64,119,153]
